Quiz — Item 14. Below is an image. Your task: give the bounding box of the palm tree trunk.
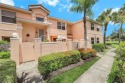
[83,10,87,49]
[119,23,123,43]
[104,25,107,48]
[118,29,120,43]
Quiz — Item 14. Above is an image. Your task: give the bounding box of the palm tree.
[112,12,125,43]
[70,0,99,49]
[111,4,125,43]
[96,9,112,48]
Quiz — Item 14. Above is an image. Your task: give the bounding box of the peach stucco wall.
[71,22,84,40]
[0,5,103,44]
[0,8,32,20]
[0,23,17,40]
[71,20,103,43]
[48,18,67,38]
[31,8,48,18]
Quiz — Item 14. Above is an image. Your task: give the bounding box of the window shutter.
[2,10,16,18]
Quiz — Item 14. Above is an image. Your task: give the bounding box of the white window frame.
[57,22,66,30]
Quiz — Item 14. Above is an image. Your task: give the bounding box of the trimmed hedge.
[92,43,105,52]
[0,59,16,83]
[78,48,96,60]
[38,50,81,77]
[0,51,10,59]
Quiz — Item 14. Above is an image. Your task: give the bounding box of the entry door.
[39,29,45,41]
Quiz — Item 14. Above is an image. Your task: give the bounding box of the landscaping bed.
[78,48,96,60]
[49,57,100,83]
[38,50,81,79]
[0,59,16,83]
[108,42,125,83]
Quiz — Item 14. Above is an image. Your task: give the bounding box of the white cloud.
[111,7,120,13]
[37,0,59,6]
[109,21,114,25]
[59,3,72,12]
[0,0,14,6]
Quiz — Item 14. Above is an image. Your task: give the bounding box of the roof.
[0,3,102,26]
[48,16,73,24]
[0,3,32,14]
[73,17,102,26]
[28,4,50,14]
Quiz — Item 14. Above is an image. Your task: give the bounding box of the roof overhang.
[72,17,102,26]
[0,3,32,14]
[48,16,73,25]
[28,4,50,15]
[16,18,52,26]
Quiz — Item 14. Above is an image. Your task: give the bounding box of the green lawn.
[49,57,100,83]
[106,41,119,48]
[107,59,118,83]
[98,48,109,55]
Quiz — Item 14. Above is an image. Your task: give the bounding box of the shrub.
[92,43,105,52]
[0,41,8,44]
[0,51,10,59]
[0,41,9,52]
[0,59,16,83]
[38,50,81,78]
[106,43,111,45]
[78,48,96,60]
[110,42,125,82]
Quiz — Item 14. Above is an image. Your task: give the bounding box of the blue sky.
[0,0,125,36]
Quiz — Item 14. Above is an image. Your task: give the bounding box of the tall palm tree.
[112,4,125,43]
[96,9,112,48]
[70,0,99,49]
[112,12,125,43]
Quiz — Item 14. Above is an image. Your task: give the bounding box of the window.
[97,28,100,31]
[57,22,65,30]
[1,10,16,23]
[62,23,65,30]
[91,37,94,44]
[2,36,10,42]
[97,38,100,43]
[91,23,94,30]
[57,22,61,29]
[36,17,44,22]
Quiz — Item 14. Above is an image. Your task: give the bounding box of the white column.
[47,26,50,41]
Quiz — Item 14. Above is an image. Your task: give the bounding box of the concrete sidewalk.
[74,48,116,83]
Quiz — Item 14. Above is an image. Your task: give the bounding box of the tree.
[70,0,99,49]
[96,9,112,48]
[111,4,125,43]
[110,28,119,40]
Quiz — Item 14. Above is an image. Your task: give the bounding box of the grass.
[49,57,100,83]
[106,41,119,48]
[98,48,109,55]
[107,59,118,83]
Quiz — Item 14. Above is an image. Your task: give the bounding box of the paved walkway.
[74,48,116,83]
[17,61,44,83]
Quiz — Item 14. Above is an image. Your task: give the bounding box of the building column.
[67,39,72,50]
[0,9,1,22]
[10,38,20,66]
[79,39,84,48]
[34,38,41,61]
[16,22,23,43]
[47,26,50,41]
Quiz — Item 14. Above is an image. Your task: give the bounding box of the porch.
[16,18,51,42]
